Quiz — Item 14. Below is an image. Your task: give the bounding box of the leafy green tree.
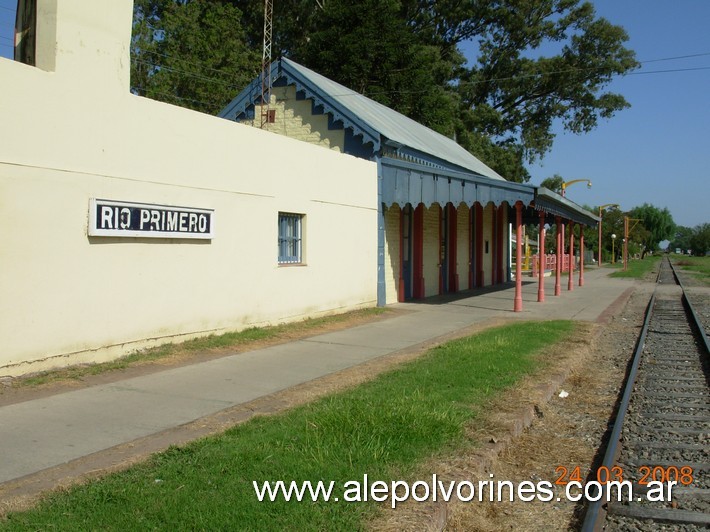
[539,174,565,193]
[131,0,637,183]
[628,204,675,257]
[289,0,463,135]
[670,225,693,252]
[452,0,638,173]
[288,0,638,181]
[131,0,260,115]
[597,206,624,262]
[689,223,710,256]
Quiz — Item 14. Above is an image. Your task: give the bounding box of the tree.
[539,174,565,193]
[628,204,675,257]
[131,0,260,115]
[689,223,710,256]
[290,0,463,135]
[597,206,624,262]
[130,0,638,183]
[452,0,638,174]
[669,225,693,253]
[287,0,638,181]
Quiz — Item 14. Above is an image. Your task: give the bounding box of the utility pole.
[260,0,273,129]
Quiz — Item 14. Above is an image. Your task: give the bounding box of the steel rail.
[580,292,656,532]
[581,256,710,531]
[669,259,710,355]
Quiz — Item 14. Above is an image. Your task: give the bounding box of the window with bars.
[278,212,303,264]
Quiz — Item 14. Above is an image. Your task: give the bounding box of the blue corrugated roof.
[220,58,507,182]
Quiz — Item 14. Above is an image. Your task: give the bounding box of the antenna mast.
[260,0,274,129]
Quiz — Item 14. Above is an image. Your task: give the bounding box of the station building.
[0,1,598,377]
[220,59,537,306]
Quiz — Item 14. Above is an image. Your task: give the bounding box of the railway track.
[582,257,710,531]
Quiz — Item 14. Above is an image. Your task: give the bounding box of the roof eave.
[534,187,600,226]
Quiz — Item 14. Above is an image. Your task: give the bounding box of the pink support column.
[555,217,562,296]
[538,211,546,302]
[514,202,523,312]
[579,228,585,287]
[567,222,575,291]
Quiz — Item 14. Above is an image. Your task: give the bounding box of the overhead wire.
[2,8,706,101]
[128,47,710,102]
[131,57,242,89]
[136,49,248,79]
[130,85,218,109]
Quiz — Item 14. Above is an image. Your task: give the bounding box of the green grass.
[1,321,576,531]
[674,256,710,285]
[608,254,661,279]
[15,308,388,388]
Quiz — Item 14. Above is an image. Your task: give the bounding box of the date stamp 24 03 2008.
[555,465,695,486]
[553,465,695,503]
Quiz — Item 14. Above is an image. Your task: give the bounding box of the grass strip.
[674,256,710,285]
[1,320,576,531]
[608,254,661,279]
[14,308,387,388]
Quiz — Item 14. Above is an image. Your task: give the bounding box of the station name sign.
[89,199,214,239]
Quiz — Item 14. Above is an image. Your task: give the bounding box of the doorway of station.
[399,203,425,301]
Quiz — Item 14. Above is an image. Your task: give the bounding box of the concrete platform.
[0,268,635,485]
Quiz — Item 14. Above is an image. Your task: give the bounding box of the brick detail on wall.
[238,86,345,152]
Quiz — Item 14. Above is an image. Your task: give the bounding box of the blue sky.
[1,1,707,227]
[520,0,710,228]
[0,1,12,58]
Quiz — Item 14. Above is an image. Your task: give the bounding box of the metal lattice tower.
[260,0,274,129]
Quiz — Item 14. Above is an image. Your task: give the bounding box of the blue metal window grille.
[278,213,303,264]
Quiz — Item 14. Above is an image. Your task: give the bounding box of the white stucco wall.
[0,0,377,376]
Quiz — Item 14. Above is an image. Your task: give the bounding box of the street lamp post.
[598,203,620,266]
[560,179,593,197]
[623,217,643,272]
[611,234,617,264]
[560,179,592,274]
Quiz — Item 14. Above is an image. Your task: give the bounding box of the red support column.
[567,222,575,291]
[538,211,546,303]
[555,216,562,296]
[514,202,523,312]
[579,228,585,287]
